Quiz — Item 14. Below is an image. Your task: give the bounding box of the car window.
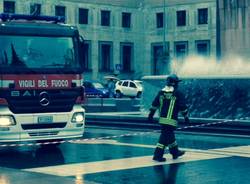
[117,81,122,85]
[129,82,136,88]
[122,81,129,87]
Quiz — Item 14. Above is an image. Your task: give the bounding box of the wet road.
[0,126,250,184]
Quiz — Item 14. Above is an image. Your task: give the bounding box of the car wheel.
[136,92,142,98]
[116,91,123,98]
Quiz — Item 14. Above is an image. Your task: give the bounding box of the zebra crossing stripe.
[23,151,229,176]
[23,144,250,177]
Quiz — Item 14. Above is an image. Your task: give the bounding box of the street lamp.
[162,0,170,74]
[163,0,166,55]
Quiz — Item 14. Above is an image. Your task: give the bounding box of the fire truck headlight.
[0,115,16,126]
[71,112,85,123]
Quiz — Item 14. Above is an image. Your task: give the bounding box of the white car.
[115,80,143,98]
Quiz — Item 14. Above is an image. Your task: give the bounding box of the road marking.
[24,151,229,176]
[211,145,250,157]
[23,140,250,176]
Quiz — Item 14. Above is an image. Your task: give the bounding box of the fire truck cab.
[0,13,85,145]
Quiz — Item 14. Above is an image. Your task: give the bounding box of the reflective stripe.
[157,93,178,127]
[167,96,176,119]
[159,96,164,115]
[156,143,165,149]
[158,96,177,126]
[168,141,177,148]
[159,117,178,126]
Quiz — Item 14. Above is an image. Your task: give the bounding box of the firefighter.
[148,74,189,162]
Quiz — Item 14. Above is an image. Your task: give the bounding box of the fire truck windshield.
[0,35,80,73]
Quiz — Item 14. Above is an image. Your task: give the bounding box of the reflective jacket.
[150,86,188,127]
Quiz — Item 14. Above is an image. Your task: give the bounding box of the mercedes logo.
[39,91,50,106]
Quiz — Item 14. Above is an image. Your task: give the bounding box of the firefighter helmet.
[166,74,182,86]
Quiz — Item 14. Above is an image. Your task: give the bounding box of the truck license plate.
[38,116,53,123]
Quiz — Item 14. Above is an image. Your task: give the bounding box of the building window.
[82,41,91,71]
[122,12,131,28]
[55,6,66,17]
[196,40,210,56]
[152,45,163,75]
[30,3,41,16]
[79,8,88,24]
[177,10,186,26]
[175,41,188,60]
[151,42,170,75]
[99,42,113,72]
[156,12,164,28]
[3,1,15,13]
[101,10,110,26]
[120,43,133,72]
[198,8,208,25]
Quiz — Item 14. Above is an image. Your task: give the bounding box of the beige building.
[0,0,217,81]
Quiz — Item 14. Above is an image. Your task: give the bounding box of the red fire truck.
[0,13,85,145]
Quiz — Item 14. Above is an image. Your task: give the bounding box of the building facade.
[0,0,217,81]
[218,0,250,59]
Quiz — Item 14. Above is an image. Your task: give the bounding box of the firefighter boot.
[169,145,185,159]
[153,147,166,162]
